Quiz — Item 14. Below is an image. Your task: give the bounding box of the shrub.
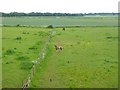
[16,24,20,27]
[106,36,112,39]
[36,41,42,45]
[4,49,15,55]
[5,61,13,64]
[15,36,22,40]
[38,31,48,36]
[20,61,32,70]
[16,55,29,61]
[47,25,53,28]
[22,32,29,34]
[29,46,37,50]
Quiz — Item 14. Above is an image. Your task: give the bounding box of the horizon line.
[1,12,119,14]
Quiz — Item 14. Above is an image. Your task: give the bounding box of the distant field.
[2,16,118,26]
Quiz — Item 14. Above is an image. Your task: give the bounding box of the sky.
[0,0,120,13]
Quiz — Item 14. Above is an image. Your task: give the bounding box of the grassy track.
[30,26,118,88]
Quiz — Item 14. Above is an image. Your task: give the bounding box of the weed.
[20,61,32,70]
[16,55,29,61]
[4,49,15,55]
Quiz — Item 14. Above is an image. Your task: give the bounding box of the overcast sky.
[0,0,119,13]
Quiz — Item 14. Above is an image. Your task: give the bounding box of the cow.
[54,45,63,52]
[62,27,65,31]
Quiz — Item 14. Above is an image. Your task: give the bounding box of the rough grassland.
[0,26,2,89]
[2,26,51,88]
[1,15,118,88]
[30,26,118,88]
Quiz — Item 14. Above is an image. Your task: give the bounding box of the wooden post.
[22,80,24,88]
[33,65,35,75]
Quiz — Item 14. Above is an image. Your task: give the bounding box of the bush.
[29,46,37,50]
[16,55,29,61]
[20,61,32,70]
[36,41,42,45]
[38,31,48,36]
[15,36,22,40]
[4,49,15,55]
[47,25,53,28]
[106,36,112,39]
[16,24,20,27]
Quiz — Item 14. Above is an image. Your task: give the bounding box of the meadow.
[30,26,118,88]
[1,16,118,88]
[0,26,2,89]
[2,26,51,87]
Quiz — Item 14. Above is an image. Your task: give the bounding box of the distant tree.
[47,25,53,28]
[1,12,119,17]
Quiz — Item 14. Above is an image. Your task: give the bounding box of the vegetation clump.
[16,24,20,27]
[29,46,38,50]
[47,25,53,28]
[4,49,15,55]
[16,55,29,61]
[20,61,32,70]
[38,31,48,36]
[15,36,22,40]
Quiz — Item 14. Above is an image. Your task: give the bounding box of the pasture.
[1,15,118,88]
[0,26,2,89]
[29,26,118,88]
[2,26,51,87]
[2,26,118,88]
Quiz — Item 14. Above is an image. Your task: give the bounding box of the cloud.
[0,0,119,13]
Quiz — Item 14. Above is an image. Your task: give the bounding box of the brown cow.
[54,45,63,52]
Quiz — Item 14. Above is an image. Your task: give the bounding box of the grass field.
[29,26,118,88]
[1,16,118,88]
[2,16,118,26]
[2,26,51,87]
[0,25,2,89]
[2,26,118,88]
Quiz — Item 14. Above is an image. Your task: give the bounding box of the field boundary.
[22,29,53,89]
[2,25,119,28]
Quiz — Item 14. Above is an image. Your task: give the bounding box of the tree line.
[0,12,119,17]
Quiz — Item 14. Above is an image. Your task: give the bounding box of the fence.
[22,29,54,89]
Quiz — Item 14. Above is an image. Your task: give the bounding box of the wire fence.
[22,29,54,89]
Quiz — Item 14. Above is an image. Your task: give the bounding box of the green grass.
[30,26,118,88]
[1,16,118,88]
[2,16,118,26]
[2,26,51,88]
[0,26,2,89]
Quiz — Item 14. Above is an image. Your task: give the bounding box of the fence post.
[21,30,54,89]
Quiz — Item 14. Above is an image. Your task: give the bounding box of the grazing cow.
[54,45,63,52]
[50,78,52,82]
[62,27,65,31]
